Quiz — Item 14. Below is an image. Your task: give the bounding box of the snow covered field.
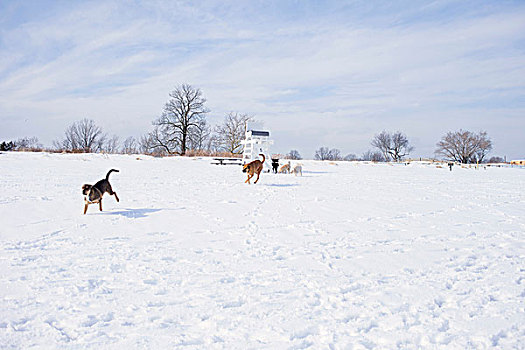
[1,152,524,349]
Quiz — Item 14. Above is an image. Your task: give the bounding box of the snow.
[1,152,524,349]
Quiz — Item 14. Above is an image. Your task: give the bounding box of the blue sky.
[1,0,524,159]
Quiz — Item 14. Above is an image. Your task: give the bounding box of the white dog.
[291,164,302,176]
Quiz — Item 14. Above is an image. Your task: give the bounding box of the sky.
[1,0,524,159]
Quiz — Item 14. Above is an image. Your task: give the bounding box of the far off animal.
[242,154,265,184]
[278,162,291,174]
[82,169,120,214]
[291,164,302,176]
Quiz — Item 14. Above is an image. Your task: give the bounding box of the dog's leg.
[84,204,88,215]
[254,172,260,184]
[99,201,103,211]
[108,185,119,202]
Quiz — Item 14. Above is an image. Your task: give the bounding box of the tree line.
[0,84,254,156]
[1,83,503,163]
[314,129,497,163]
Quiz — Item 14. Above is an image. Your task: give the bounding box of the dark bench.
[211,158,243,165]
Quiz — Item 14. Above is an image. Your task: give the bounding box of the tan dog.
[278,162,291,174]
[242,154,265,184]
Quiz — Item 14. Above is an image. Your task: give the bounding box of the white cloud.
[0,1,524,159]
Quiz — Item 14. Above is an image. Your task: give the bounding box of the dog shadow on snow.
[100,208,162,218]
[263,183,300,187]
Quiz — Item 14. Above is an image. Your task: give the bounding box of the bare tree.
[56,118,106,152]
[188,118,211,151]
[362,150,385,162]
[14,137,42,151]
[389,132,414,161]
[103,135,120,154]
[138,134,152,155]
[141,127,171,155]
[152,84,209,155]
[139,131,171,156]
[435,129,492,164]
[472,131,492,163]
[214,112,253,154]
[206,133,221,153]
[371,131,391,161]
[371,131,413,162]
[315,147,331,160]
[328,148,342,161]
[344,153,357,161]
[122,136,138,154]
[315,147,342,161]
[286,150,302,160]
[488,156,505,163]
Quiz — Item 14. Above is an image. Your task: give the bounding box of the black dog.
[271,158,279,174]
[82,169,120,214]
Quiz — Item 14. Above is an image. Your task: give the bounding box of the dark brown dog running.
[82,169,120,214]
[242,154,265,184]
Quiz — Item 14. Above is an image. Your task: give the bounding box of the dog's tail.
[106,169,119,180]
[259,154,265,163]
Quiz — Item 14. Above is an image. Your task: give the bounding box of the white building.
[241,129,273,172]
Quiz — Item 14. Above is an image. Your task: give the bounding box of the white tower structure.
[241,128,273,172]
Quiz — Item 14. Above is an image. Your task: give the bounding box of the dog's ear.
[82,184,91,194]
